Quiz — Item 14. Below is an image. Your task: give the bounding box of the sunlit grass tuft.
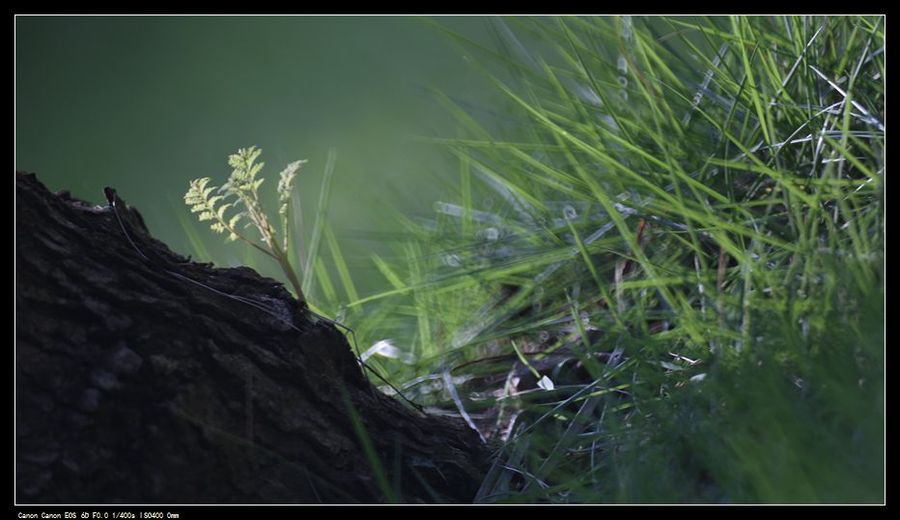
[353,15,883,503]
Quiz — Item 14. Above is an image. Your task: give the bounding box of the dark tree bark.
[15,172,489,504]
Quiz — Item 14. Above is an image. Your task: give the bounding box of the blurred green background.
[15,15,502,294]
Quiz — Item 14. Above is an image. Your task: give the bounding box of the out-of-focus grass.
[345,16,883,503]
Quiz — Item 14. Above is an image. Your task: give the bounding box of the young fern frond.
[184,177,250,246]
[222,147,278,252]
[185,146,308,303]
[278,159,307,256]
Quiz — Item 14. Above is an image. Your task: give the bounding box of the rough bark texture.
[15,172,489,504]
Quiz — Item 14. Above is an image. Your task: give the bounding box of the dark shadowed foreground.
[15,172,489,503]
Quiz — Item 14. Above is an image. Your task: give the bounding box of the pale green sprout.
[184,146,308,303]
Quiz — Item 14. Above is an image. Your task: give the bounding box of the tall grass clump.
[352,16,883,503]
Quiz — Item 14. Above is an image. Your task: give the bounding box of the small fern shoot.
[185,146,308,303]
